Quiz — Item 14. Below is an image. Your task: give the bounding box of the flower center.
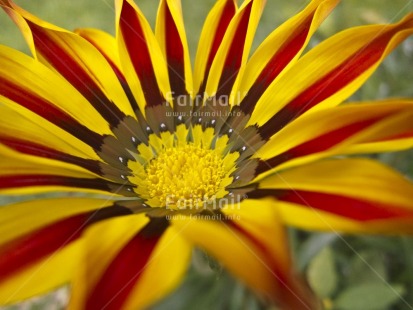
[142,144,227,209]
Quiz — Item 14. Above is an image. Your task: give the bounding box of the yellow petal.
[234,0,339,109]
[193,0,237,95]
[204,0,265,98]
[68,214,149,309]
[74,28,140,114]
[0,95,100,161]
[0,198,120,305]
[1,1,135,121]
[172,199,319,309]
[0,144,122,196]
[0,45,111,137]
[75,28,123,77]
[249,13,413,128]
[123,226,191,310]
[155,0,193,96]
[277,200,413,234]
[0,240,81,305]
[256,158,413,224]
[69,217,191,310]
[0,197,116,244]
[115,0,172,112]
[0,144,96,177]
[253,100,413,179]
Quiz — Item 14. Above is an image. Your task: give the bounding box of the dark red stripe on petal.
[250,189,413,221]
[0,175,116,192]
[0,214,86,280]
[0,207,131,281]
[0,76,103,149]
[257,118,379,173]
[78,34,141,112]
[240,14,314,115]
[79,34,128,83]
[287,119,376,156]
[120,1,164,106]
[0,136,102,175]
[207,0,236,70]
[0,135,134,184]
[164,2,186,96]
[226,218,290,282]
[226,217,317,309]
[370,129,413,142]
[216,2,252,98]
[28,22,125,126]
[198,0,236,96]
[259,24,411,139]
[86,218,168,310]
[226,219,271,259]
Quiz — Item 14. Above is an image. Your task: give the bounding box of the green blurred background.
[1,0,413,309]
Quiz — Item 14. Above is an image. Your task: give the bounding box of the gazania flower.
[1,0,413,308]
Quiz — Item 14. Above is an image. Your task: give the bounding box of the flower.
[0,0,413,309]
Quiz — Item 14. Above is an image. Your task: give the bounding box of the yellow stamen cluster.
[144,144,226,209]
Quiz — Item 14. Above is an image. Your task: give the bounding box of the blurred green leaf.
[297,233,337,270]
[346,250,387,285]
[334,283,405,310]
[307,246,338,298]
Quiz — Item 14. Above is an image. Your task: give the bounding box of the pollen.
[142,144,227,209]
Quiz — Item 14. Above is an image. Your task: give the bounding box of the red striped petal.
[0,76,103,149]
[0,175,125,194]
[258,15,413,138]
[0,214,83,280]
[172,205,318,310]
[257,118,378,173]
[0,207,130,282]
[76,29,127,83]
[249,189,413,222]
[240,13,314,114]
[215,1,253,97]
[227,220,316,309]
[206,0,236,71]
[197,0,236,95]
[276,190,413,221]
[163,1,186,96]
[0,136,102,175]
[27,22,126,125]
[85,224,163,310]
[119,1,164,106]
